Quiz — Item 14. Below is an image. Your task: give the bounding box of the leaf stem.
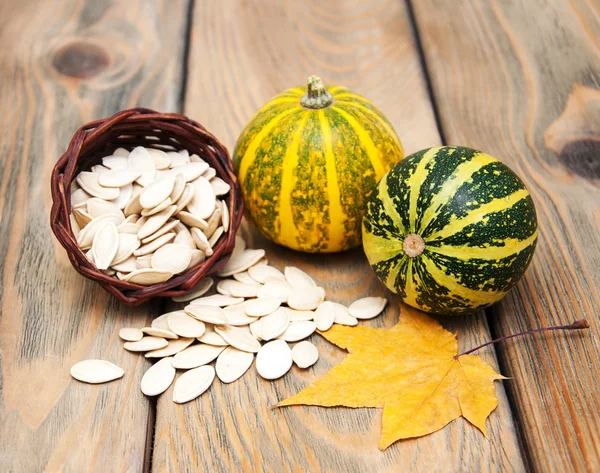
[456,319,590,358]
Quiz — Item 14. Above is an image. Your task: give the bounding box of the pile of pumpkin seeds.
[70,236,388,403]
[69,146,230,284]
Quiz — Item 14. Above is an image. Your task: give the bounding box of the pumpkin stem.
[455,319,590,358]
[402,234,425,258]
[300,75,334,109]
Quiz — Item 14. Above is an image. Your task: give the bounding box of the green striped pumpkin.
[362,146,538,315]
[233,75,403,253]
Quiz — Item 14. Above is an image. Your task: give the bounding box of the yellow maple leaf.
[278,310,505,449]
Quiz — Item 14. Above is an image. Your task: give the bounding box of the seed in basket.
[287,287,325,311]
[77,213,124,249]
[124,336,168,352]
[348,297,388,319]
[257,280,292,301]
[278,321,317,343]
[185,305,227,325]
[122,268,173,285]
[169,162,209,182]
[141,357,175,396]
[208,226,224,247]
[171,277,213,302]
[119,327,143,342]
[102,155,128,170]
[167,150,189,167]
[173,365,215,404]
[147,148,171,170]
[204,207,222,239]
[220,200,230,232]
[87,198,124,219]
[284,266,317,289]
[140,197,173,216]
[256,340,293,380]
[141,219,179,244]
[202,167,216,180]
[197,325,228,346]
[178,211,208,230]
[314,301,335,331]
[111,233,140,265]
[167,312,206,338]
[331,302,357,326]
[91,164,110,174]
[187,177,215,219]
[151,243,193,274]
[214,325,261,353]
[91,222,119,270]
[292,341,319,369]
[190,227,210,252]
[70,215,80,238]
[248,265,285,283]
[137,205,177,239]
[191,153,205,164]
[210,177,231,196]
[139,177,175,209]
[124,190,143,217]
[217,248,265,277]
[71,188,91,208]
[133,232,175,257]
[169,173,185,202]
[117,222,140,235]
[215,347,254,383]
[128,146,156,187]
[113,183,133,210]
[70,360,124,384]
[172,344,225,369]
[259,307,290,341]
[145,337,194,358]
[98,169,142,188]
[173,184,195,214]
[142,327,179,339]
[136,254,153,269]
[72,208,92,227]
[76,171,120,200]
[113,147,129,157]
[187,250,205,270]
[111,255,137,273]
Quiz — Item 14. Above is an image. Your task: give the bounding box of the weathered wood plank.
[411,0,600,471]
[151,1,526,471]
[0,1,189,471]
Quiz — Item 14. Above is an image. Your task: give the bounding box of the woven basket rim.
[50,107,243,306]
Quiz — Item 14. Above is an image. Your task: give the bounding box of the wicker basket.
[50,108,243,306]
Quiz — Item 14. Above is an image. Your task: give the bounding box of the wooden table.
[1,0,598,472]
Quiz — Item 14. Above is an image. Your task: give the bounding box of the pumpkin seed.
[153,311,183,330]
[77,172,120,200]
[119,327,143,341]
[91,164,110,174]
[215,325,261,353]
[87,198,124,219]
[117,222,140,234]
[216,279,236,295]
[287,309,315,322]
[173,225,197,248]
[124,336,168,352]
[185,305,227,325]
[332,302,357,326]
[171,277,213,302]
[189,294,243,307]
[224,301,258,326]
[145,337,194,358]
[178,211,208,230]
[172,365,215,404]
[72,208,93,227]
[314,301,335,331]
[70,214,81,238]
[215,347,254,383]
[140,197,173,216]
[147,148,171,170]
[287,287,325,311]
[77,214,124,249]
[136,255,153,269]
[191,154,206,164]
[249,319,263,341]
[133,232,176,256]
[232,235,246,256]
[217,249,266,277]
[111,255,138,272]
[291,341,319,369]
[142,327,178,339]
[225,280,260,298]
[257,280,292,301]
[278,321,316,342]
[112,233,141,265]
[210,177,231,196]
[91,222,119,270]
[169,173,185,202]
[140,177,175,209]
[98,169,142,188]
[284,266,317,289]
[71,188,91,207]
[248,265,284,283]
[113,147,130,157]
[113,183,133,210]
[204,207,222,239]
[140,219,179,244]
[172,344,225,369]
[70,360,124,384]
[187,177,215,219]
[259,307,290,341]
[141,357,176,396]
[102,155,128,170]
[122,268,173,285]
[151,243,192,274]
[233,271,255,284]
[168,150,189,167]
[124,190,143,217]
[169,162,208,182]
[168,312,206,338]
[173,183,195,214]
[348,297,388,319]
[207,226,224,247]
[128,146,156,187]
[245,297,281,317]
[221,200,229,232]
[197,325,228,346]
[255,340,292,380]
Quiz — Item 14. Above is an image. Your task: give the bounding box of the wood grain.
[0,1,189,471]
[152,0,526,471]
[411,0,600,471]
